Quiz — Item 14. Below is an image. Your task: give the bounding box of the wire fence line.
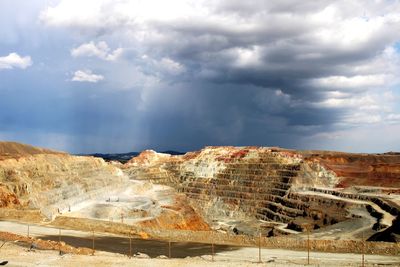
[47,216,400,256]
[1,221,399,267]
[2,209,400,256]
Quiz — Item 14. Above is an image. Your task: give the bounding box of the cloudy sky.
[1,0,400,153]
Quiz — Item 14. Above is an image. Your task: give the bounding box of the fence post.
[92,230,95,256]
[210,183,216,262]
[307,228,310,265]
[211,242,214,261]
[129,234,132,258]
[362,231,365,267]
[168,240,171,258]
[27,224,33,251]
[58,228,61,255]
[258,230,262,263]
[210,231,215,262]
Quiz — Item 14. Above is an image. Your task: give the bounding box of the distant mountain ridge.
[81,150,185,163]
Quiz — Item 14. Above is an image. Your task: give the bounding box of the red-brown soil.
[139,195,210,231]
[0,187,20,208]
[304,152,400,188]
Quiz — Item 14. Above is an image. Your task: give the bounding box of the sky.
[1,0,400,154]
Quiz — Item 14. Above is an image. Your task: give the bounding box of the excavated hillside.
[123,147,400,242]
[0,142,209,232]
[0,142,126,216]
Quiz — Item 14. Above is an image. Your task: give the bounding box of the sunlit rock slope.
[123,147,400,241]
[0,142,126,218]
[0,142,209,232]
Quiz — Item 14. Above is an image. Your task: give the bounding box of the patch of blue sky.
[394,42,400,53]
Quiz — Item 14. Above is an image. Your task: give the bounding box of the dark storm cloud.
[129,81,343,152]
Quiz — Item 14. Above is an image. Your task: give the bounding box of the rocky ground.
[1,237,399,267]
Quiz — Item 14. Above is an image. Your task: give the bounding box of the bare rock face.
[0,142,210,233]
[0,142,127,219]
[0,187,20,207]
[303,152,400,188]
[123,146,400,241]
[125,150,172,166]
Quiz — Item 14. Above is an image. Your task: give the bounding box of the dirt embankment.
[0,231,92,255]
[139,195,210,231]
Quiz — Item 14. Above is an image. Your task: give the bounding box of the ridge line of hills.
[79,150,185,163]
[0,141,64,160]
[1,140,400,163]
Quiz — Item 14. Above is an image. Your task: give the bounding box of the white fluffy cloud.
[72,69,104,83]
[311,75,387,90]
[71,41,123,61]
[0,53,32,70]
[40,0,207,31]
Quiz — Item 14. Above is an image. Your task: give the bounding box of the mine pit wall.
[179,155,303,223]
[41,183,130,220]
[0,154,128,220]
[123,148,363,233]
[123,147,400,240]
[178,150,358,230]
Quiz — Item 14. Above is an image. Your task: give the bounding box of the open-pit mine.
[1,141,400,266]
